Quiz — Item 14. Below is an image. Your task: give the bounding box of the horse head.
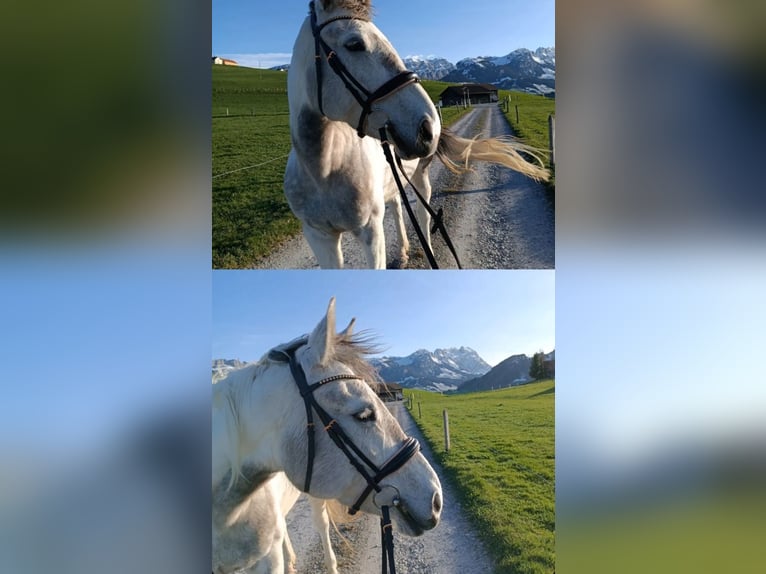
[277,297,442,535]
[291,0,441,159]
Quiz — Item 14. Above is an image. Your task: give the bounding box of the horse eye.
[353,407,376,422]
[344,38,366,52]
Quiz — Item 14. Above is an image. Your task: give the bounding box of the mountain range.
[212,347,553,392]
[270,47,555,96]
[405,47,555,95]
[371,347,491,393]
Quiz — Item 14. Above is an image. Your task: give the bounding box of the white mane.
[213,360,271,489]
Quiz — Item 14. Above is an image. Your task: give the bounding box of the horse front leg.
[389,194,410,267]
[410,159,434,253]
[303,224,344,269]
[283,530,297,574]
[354,215,386,269]
[309,498,338,574]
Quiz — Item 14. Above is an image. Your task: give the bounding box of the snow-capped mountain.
[212,358,247,383]
[402,56,456,80]
[441,47,555,95]
[371,347,491,392]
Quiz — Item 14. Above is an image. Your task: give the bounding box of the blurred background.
[1,0,764,572]
[556,1,766,572]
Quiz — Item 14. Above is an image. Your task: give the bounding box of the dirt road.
[285,402,495,574]
[254,104,554,269]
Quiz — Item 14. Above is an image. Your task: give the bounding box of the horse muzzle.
[386,116,440,160]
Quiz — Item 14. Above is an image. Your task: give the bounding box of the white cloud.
[218,53,292,69]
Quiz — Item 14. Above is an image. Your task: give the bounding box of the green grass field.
[498,90,556,186]
[406,381,555,574]
[212,67,295,268]
[212,65,552,267]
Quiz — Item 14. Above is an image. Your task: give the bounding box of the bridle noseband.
[309,1,420,138]
[269,338,421,574]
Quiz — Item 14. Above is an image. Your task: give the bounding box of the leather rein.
[269,339,420,574]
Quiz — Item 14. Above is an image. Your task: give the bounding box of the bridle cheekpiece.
[269,336,421,574]
[309,1,420,138]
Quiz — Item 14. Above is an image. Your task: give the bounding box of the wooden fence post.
[417,401,422,419]
[548,114,555,167]
[443,409,450,451]
[515,105,519,124]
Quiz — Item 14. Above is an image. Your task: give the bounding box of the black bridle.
[310,1,420,138]
[309,1,462,269]
[269,338,421,574]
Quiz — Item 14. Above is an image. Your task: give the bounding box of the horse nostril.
[432,491,442,515]
[419,118,434,144]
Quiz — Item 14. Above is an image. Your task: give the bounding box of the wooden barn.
[373,382,404,402]
[212,56,238,66]
[439,83,499,106]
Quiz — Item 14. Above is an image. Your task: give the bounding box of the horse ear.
[338,317,356,340]
[308,297,337,365]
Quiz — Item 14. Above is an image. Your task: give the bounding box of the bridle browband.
[269,338,420,574]
[309,1,420,137]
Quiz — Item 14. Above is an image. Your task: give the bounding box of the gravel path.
[254,104,554,269]
[285,402,495,574]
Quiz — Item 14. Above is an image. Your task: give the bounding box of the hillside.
[458,353,532,393]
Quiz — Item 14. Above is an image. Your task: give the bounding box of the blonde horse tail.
[324,499,357,551]
[436,127,550,183]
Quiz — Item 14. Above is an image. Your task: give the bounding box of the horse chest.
[286,155,383,233]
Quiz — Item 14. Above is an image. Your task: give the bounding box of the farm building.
[212,56,238,66]
[372,382,404,402]
[439,83,498,106]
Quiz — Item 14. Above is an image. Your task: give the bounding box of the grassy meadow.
[212,65,550,267]
[498,90,556,186]
[212,66,295,268]
[406,381,555,574]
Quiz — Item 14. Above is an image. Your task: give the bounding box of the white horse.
[285,0,549,269]
[212,297,442,573]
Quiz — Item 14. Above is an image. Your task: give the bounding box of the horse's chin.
[392,502,438,537]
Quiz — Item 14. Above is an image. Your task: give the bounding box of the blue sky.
[212,0,555,68]
[212,270,554,366]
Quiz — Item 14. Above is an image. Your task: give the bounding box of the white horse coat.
[284,0,548,269]
[212,297,442,573]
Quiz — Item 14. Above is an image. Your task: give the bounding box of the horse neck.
[288,18,320,128]
[213,362,297,485]
[288,18,369,170]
